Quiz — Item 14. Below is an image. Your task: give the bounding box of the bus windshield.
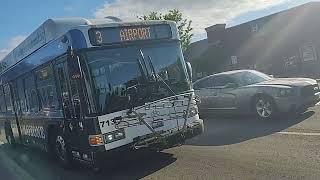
[82,41,190,115]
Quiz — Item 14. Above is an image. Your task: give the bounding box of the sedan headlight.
[278,88,293,97]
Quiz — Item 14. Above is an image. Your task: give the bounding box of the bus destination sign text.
[120,27,151,41]
[89,24,171,46]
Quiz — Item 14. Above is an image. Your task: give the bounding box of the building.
[187,2,320,79]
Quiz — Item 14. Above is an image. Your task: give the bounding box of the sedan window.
[194,77,214,89]
[212,75,235,87]
[232,71,271,86]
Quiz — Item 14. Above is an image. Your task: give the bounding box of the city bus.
[0,17,204,168]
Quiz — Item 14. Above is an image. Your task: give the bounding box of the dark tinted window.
[4,84,13,113]
[212,75,235,87]
[232,71,271,86]
[0,86,6,113]
[36,65,58,110]
[194,77,213,89]
[24,73,39,113]
[17,78,27,113]
[11,81,21,114]
[86,47,141,113]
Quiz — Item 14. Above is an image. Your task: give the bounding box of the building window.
[250,24,259,33]
[300,43,317,62]
[231,56,238,65]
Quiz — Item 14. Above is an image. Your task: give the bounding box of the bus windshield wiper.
[138,49,176,96]
[147,55,176,96]
[136,53,147,80]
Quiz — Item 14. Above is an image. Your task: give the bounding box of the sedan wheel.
[255,96,274,119]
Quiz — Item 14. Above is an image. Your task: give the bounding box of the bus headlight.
[103,129,126,144]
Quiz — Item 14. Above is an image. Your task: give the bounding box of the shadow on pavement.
[186,111,315,146]
[0,144,176,180]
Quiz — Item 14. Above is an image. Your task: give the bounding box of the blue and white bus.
[0,17,203,168]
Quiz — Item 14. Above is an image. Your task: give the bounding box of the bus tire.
[54,134,73,168]
[5,128,16,147]
[47,127,57,159]
[6,134,15,147]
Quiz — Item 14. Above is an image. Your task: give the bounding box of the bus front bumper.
[88,119,204,168]
[133,119,204,150]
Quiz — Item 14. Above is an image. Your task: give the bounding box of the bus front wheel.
[5,131,15,147]
[55,135,73,168]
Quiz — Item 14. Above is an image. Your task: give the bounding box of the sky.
[0,0,317,60]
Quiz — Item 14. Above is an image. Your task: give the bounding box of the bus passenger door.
[54,58,83,150]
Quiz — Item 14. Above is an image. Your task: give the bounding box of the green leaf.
[138,9,193,53]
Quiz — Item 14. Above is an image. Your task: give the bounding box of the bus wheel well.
[47,125,58,155]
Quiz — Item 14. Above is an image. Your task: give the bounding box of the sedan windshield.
[82,41,189,115]
[233,70,272,86]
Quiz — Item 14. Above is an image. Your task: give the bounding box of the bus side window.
[11,81,21,114]
[70,79,80,118]
[0,86,6,113]
[16,78,27,114]
[54,60,72,119]
[35,65,58,111]
[3,84,13,113]
[24,73,39,113]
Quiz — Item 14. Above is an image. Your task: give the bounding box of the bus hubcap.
[56,136,66,161]
[7,136,11,144]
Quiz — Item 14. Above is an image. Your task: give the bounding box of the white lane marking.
[278,132,320,136]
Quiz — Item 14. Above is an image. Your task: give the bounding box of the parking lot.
[1,105,320,180]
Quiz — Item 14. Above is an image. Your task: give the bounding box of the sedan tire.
[254,96,276,120]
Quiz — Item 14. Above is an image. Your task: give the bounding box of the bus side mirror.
[186,62,192,80]
[67,47,82,80]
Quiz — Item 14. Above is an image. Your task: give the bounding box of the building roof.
[223,1,319,32]
[185,38,209,61]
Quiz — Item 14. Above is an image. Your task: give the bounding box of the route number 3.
[95,31,103,44]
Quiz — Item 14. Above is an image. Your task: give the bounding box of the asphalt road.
[1,106,320,180]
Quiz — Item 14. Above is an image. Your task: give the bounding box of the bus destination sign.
[89,24,172,45]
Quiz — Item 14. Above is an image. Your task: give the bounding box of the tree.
[139,9,193,53]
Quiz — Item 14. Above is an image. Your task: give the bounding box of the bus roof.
[0,18,118,64]
[0,17,175,75]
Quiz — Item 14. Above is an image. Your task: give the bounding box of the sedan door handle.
[213,93,218,96]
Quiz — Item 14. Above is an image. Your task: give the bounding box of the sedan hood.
[256,78,317,87]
